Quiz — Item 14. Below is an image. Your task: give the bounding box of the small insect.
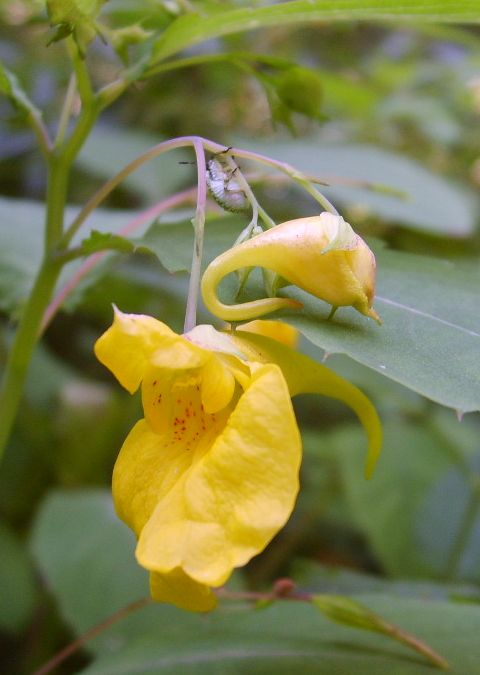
[206,150,249,214]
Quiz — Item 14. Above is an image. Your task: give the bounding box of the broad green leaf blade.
[77,597,480,674]
[236,139,477,237]
[29,490,480,675]
[296,558,479,599]
[137,215,246,273]
[415,453,480,581]
[0,197,139,315]
[0,520,38,634]
[275,245,480,414]
[29,490,151,649]
[333,419,480,578]
[151,1,480,64]
[2,196,477,412]
[0,198,47,314]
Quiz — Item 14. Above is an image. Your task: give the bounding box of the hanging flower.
[95,308,381,612]
[201,212,381,324]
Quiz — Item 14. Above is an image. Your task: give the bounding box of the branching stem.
[32,583,449,675]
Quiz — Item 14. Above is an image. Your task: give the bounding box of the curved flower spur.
[95,309,382,612]
[201,212,382,324]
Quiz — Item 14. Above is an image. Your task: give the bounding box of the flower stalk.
[184,139,207,332]
[0,123,373,466]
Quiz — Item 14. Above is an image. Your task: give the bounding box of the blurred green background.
[1,2,480,674]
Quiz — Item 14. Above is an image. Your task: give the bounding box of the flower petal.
[231,332,382,479]
[236,319,299,348]
[149,569,216,612]
[201,356,236,414]
[136,362,301,586]
[112,419,195,535]
[94,307,176,393]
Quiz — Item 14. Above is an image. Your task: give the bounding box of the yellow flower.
[201,212,381,324]
[94,309,381,612]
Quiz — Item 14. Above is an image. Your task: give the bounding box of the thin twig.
[41,187,197,332]
[184,139,207,332]
[31,581,449,675]
[217,585,449,671]
[28,110,53,159]
[59,135,346,248]
[227,145,339,214]
[59,137,224,247]
[31,597,152,675]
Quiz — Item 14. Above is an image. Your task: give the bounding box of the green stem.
[0,144,71,461]
[143,51,292,80]
[295,176,339,215]
[0,58,101,463]
[67,37,93,107]
[45,155,69,249]
[228,146,339,215]
[61,98,100,173]
[0,259,62,462]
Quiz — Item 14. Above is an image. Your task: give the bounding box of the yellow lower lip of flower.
[95,310,382,612]
[149,568,217,612]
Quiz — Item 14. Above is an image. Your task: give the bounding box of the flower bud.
[201,212,381,324]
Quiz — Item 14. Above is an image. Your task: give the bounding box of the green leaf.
[235,139,477,236]
[74,596,480,673]
[295,560,479,600]
[275,245,480,414]
[333,419,477,577]
[30,490,480,674]
[80,230,135,255]
[0,197,143,315]
[0,198,47,315]
[0,520,38,634]
[136,214,246,273]
[151,1,480,64]
[30,489,151,648]
[415,454,480,582]
[2,196,477,413]
[0,62,41,119]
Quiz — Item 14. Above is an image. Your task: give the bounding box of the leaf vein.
[376,296,480,337]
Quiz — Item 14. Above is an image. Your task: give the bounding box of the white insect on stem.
[206,147,250,214]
